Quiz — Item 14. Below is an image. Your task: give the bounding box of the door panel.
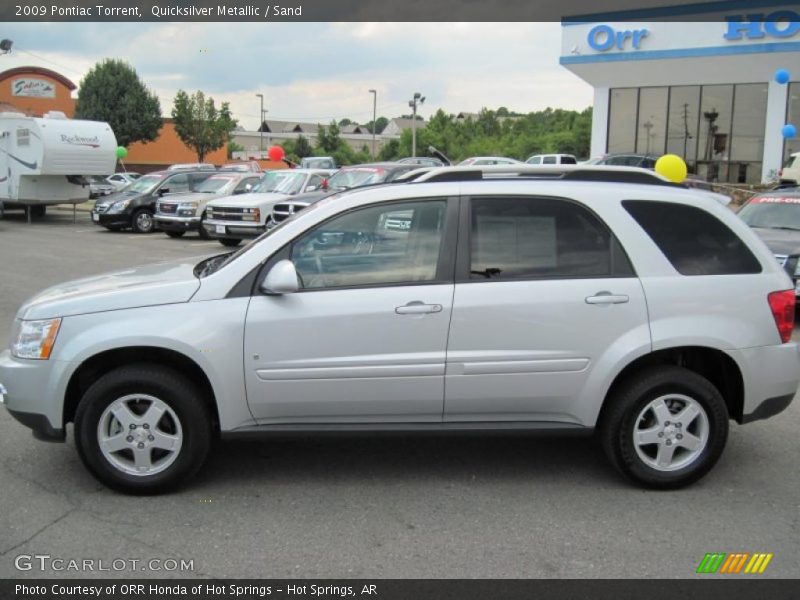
[444,278,649,423]
[245,285,453,423]
[244,197,457,424]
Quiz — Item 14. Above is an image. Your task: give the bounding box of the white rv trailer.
[0,111,117,210]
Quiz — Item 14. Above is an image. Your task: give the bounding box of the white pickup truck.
[202,169,334,246]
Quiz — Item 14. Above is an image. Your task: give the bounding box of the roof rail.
[402,165,680,187]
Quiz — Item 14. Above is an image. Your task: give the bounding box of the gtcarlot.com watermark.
[14,553,194,573]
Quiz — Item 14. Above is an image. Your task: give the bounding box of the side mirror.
[158,188,169,196]
[260,260,299,295]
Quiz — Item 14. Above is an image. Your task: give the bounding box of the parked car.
[87,176,116,199]
[167,163,216,171]
[300,156,337,170]
[6,165,796,493]
[106,172,141,191]
[457,156,523,166]
[587,154,658,169]
[397,157,445,167]
[737,187,800,300]
[203,169,334,246]
[219,161,262,173]
[526,154,578,165]
[779,152,799,186]
[154,172,262,239]
[91,170,216,233]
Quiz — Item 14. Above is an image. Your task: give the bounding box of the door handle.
[585,292,630,305]
[395,301,443,315]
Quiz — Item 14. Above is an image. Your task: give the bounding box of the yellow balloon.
[655,154,688,183]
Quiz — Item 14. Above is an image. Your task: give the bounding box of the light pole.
[255,93,264,153]
[369,89,377,158]
[409,92,425,157]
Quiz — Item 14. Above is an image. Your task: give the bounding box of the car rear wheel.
[74,365,212,494]
[219,238,241,247]
[132,209,155,234]
[165,231,185,238]
[599,366,728,489]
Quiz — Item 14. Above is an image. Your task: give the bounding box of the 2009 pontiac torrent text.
[1,165,798,494]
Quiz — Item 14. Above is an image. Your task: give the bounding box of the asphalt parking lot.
[0,209,798,579]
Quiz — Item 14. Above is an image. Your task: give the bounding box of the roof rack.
[400,165,681,187]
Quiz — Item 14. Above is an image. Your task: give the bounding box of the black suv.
[91,170,215,233]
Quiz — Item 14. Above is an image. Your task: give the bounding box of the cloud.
[3,22,592,129]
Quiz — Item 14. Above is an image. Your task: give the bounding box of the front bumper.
[0,349,70,442]
[202,219,265,239]
[154,214,201,232]
[91,209,131,228]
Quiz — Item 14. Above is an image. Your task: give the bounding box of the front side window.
[291,200,447,290]
[163,173,190,194]
[469,197,620,280]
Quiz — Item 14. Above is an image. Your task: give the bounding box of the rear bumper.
[155,214,201,232]
[202,219,265,239]
[732,342,800,423]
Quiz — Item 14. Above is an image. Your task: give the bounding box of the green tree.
[227,141,244,159]
[294,134,313,158]
[171,90,238,162]
[365,116,389,134]
[316,121,343,154]
[74,59,162,147]
[378,139,400,161]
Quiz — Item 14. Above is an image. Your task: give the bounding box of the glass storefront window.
[607,88,637,155]
[666,86,701,169]
[730,83,767,184]
[636,87,668,156]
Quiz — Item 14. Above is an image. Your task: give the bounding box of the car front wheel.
[131,209,155,233]
[600,366,728,489]
[74,365,212,494]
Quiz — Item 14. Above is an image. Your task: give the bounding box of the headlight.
[11,318,62,360]
[107,199,131,213]
[178,202,199,216]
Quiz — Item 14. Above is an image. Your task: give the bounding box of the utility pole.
[408,92,425,158]
[255,93,264,153]
[681,102,692,159]
[369,89,377,158]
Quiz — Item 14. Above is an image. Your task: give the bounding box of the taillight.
[768,290,795,343]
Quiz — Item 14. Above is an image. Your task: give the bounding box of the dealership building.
[560,4,800,183]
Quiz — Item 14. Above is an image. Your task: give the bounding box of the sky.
[2,22,593,129]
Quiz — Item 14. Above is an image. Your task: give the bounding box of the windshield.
[195,175,236,193]
[738,198,800,230]
[328,168,384,189]
[127,174,163,194]
[253,171,306,194]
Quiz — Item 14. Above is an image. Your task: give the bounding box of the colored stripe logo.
[697,553,773,574]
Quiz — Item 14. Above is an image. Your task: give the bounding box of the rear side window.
[561,156,578,164]
[623,200,761,275]
[543,156,556,164]
[469,197,633,280]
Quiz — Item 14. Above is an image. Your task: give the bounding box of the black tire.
[74,364,212,494]
[131,209,155,234]
[198,212,211,240]
[219,238,242,247]
[165,230,185,238]
[599,366,729,489]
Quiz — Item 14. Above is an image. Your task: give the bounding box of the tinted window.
[291,200,447,290]
[561,156,578,165]
[623,200,761,275]
[469,197,624,280]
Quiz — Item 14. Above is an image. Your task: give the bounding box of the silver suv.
[1,166,797,494]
